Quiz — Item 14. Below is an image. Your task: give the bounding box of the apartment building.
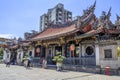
[40,3,72,31]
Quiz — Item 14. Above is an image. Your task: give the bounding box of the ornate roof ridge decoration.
[115,14,120,26]
[75,1,96,29]
[31,1,120,42]
[24,30,38,40]
[75,26,104,39]
[47,20,75,28]
[116,14,120,21]
[97,7,115,30]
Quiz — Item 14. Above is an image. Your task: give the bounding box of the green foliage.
[76,50,80,54]
[0,59,2,63]
[0,48,3,60]
[53,52,65,63]
[22,55,28,62]
[29,46,33,50]
[117,49,120,57]
[56,52,62,55]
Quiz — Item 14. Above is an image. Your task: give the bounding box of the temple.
[3,1,120,74]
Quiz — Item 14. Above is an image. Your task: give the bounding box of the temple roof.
[108,29,120,34]
[31,2,96,41]
[31,1,120,41]
[31,24,78,41]
[75,26,104,39]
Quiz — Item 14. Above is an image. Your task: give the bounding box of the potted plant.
[53,52,65,71]
[22,54,28,66]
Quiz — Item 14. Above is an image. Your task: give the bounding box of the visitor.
[42,57,47,69]
[6,59,10,67]
[26,56,31,68]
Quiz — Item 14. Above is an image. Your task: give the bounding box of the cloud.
[0,34,14,39]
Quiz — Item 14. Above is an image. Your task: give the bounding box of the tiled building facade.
[40,3,72,31]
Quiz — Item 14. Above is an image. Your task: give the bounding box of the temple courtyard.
[0,64,120,80]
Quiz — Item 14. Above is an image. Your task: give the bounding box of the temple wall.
[3,50,7,60]
[81,43,95,56]
[3,49,11,62]
[95,44,100,66]
[117,41,120,68]
[32,48,35,57]
[99,45,117,59]
[17,49,24,64]
[100,59,118,69]
[99,44,119,69]
[81,45,85,56]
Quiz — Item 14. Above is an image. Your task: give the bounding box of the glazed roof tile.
[32,24,77,41]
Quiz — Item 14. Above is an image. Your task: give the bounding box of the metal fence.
[31,58,41,66]
[31,57,96,67]
[31,57,55,66]
[63,57,96,66]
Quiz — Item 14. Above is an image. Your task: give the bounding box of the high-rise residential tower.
[40,3,72,31]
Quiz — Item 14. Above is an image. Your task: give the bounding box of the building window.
[86,46,94,56]
[104,49,112,58]
[29,51,32,56]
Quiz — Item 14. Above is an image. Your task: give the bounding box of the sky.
[0,0,120,39]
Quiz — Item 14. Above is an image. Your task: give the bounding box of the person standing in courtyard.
[26,56,31,69]
[6,58,10,67]
[42,57,47,69]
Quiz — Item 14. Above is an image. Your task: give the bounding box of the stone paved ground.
[0,64,120,80]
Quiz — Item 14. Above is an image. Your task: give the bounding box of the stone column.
[117,42,120,68]
[21,51,24,62]
[81,45,85,56]
[45,46,48,59]
[17,49,21,64]
[40,46,43,57]
[95,44,100,66]
[8,51,11,62]
[32,48,35,57]
[62,45,65,56]
[51,46,53,57]
[53,46,55,56]
[3,50,7,61]
[79,43,82,58]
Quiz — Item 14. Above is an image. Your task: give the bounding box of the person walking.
[42,57,47,69]
[6,58,10,67]
[26,56,31,69]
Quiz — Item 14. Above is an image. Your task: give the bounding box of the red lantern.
[36,47,40,53]
[70,44,75,51]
